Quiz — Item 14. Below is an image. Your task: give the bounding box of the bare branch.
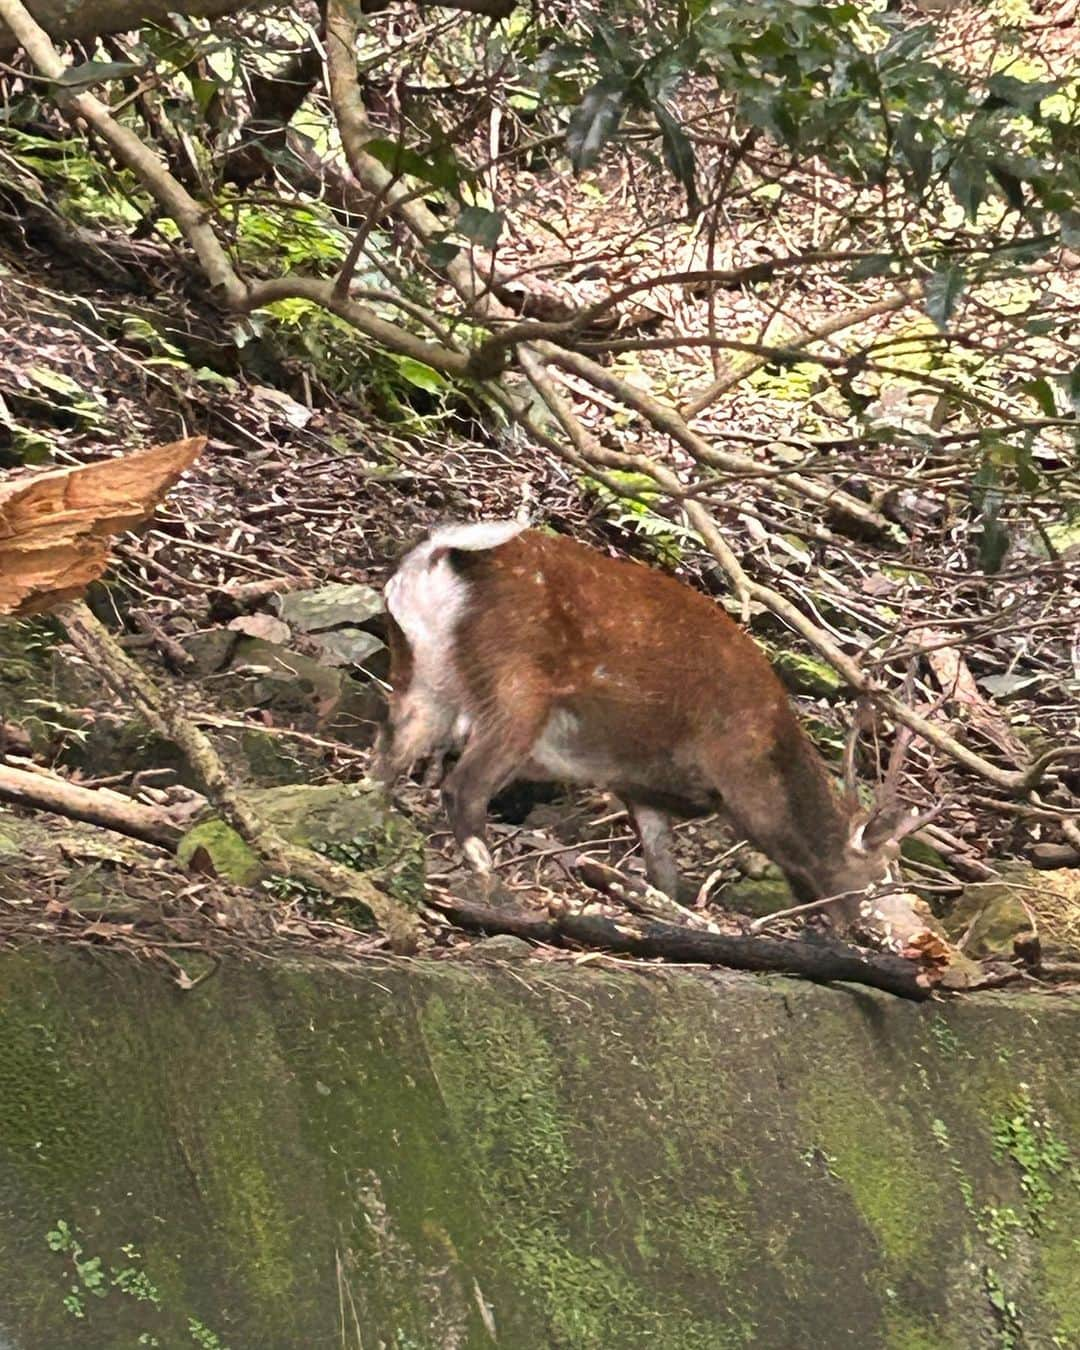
[0,759,182,849]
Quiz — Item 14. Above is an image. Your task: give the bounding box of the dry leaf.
[227,613,292,644]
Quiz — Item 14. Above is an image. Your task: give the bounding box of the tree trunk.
[2,0,515,52]
[1,0,264,51]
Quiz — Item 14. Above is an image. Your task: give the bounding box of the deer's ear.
[849,804,912,854]
[851,802,940,854]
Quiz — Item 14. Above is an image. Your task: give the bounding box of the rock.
[900,835,948,870]
[218,636,385,745]
[773,650,843,699]
[233,728,308,786]
[306,627,385,669]
[180,627,239,676]
[275,582,383,633]
[227,613,292,644]
[2,950,1078,1349]
[472,935,534,961]
[1026,867,1080,956]
[176,817,262,885]
[59,713,193,788]
[176,782,425,907]
[718,874,792,920]
[944,881,1034,958]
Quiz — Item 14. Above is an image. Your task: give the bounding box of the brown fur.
[385,529,889,913]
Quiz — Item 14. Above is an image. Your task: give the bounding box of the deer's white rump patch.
[383,520,525,767]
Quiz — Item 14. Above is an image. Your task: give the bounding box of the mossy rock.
[176,817,263,885]
[944,880,1033,958]
[719,874,793,919]
[176,783,425,904]
[900,835,948,869]
[772,650,844,699]
[0,951,1078,1349]
[274,582,383,633]
[209,637,385,747]
[58,714,191,787]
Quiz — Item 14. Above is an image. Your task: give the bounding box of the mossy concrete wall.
[0,950,1077,1350]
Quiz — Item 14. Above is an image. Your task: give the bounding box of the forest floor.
[1,24,1079,986]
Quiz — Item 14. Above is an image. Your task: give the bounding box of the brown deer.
[378,521,927,933]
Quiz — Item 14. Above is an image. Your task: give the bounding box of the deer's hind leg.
[441,703,548,875]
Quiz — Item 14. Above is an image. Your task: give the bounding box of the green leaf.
[896,114,932,192]
[535,42,587,80]
[566,77,626,171]
[985,73,1060,114]
[390,357,448,394]
[1068,363,1080,416]
[364,139,461,190]
[1020,377,1057,417]
[948,157,986,220]
[189,76,220,117]
[972,461,1010,574]
[24,366,86,399]
[425,239,461,270]
[989,163,1025,212]
[653,103,697,209]
[54,59,141,88]
[456,205,504,248]
[924,264,964,331]
[880,23,935,68]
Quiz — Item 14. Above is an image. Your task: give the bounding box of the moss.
[2,952,1080,1348]
[418,988,737,1348]
[1040,1206,1080,1345]
[716,874,792,919]
[238,728,307,785]
[0,965,131,1192]
[664,1196,750,1280]
[176,784,425,905]
[772,649,843,698]
[175,817,262,885]
[173,1016,298,1310]
[884,1313,964,1350]
[800,1073,933,1268]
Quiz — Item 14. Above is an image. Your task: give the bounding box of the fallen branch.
[519,345,753,618]
[681,285,921,417]
[52,600,420,951]
[0,760,182,850]
[435,894,936,1000]
[571,857,719,931]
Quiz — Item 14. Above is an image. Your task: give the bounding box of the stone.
[0,949,1077,1348]
[772,650,844,698]
[176,782,425,906]
[275,582,383,634]
[181,627,239,675]
[472,935,535,961]
[176,816,262,885]
[944,881,1034,958]
[718,874,793,919]
[305,627,385,669]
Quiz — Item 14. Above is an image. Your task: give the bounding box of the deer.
[377,520,937,944]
